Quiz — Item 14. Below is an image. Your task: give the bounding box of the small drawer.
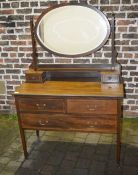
[101,74,120,83]
[20,113,117,133]
[18,97,65,113]
[67,99,118,115]
[25,72,45,83]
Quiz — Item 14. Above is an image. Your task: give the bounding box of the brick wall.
[0,0,138,117]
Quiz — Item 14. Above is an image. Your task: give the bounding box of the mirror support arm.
[111,14,117,67]
[30,16,37,71]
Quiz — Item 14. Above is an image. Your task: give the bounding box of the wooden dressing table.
[14,3,124,164]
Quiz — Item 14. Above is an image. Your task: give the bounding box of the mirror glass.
[36,4,110,57]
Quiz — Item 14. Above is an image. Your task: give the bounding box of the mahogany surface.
[14,81,123,164]
[15,81,123,97]
[14,3,124,165]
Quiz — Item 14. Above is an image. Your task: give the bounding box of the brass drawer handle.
[90,125,95,128]
[87,121,97,127]
[87,105,97,111]
[36,104,47,108]
[39,120,48,126]
[89,108,96,111]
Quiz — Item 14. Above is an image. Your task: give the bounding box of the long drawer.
[18,98,65,113]
[20,113,117,133]
[67,99,118,115]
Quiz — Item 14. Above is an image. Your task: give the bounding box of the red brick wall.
[0,0,138,117]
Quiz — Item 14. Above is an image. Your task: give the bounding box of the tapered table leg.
[36,130,39,138]
[117,131,121,165]
[19,127,28,159]
[116,112,121,165]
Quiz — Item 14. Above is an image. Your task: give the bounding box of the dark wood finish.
[34,3,110,58]
[25,64,121,83]
[116,100,122,164]
[30,17,37,71]
[111,14,117,65]
[67,99,118,115]
[14,81,123,97]
[20,113,117,133]
[37,64,117,71]
[36,130,39,138]
[18,97,65,113]
[28,3,117,71]
[25,70,45,83]
[15,98,28,159]
[14,83,123,164]
[14,3,124,165]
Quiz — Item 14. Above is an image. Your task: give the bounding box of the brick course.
[0,0,138,117]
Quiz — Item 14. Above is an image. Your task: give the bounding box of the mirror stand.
[26,14,121,84]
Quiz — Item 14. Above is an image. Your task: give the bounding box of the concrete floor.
[0,117,138,175]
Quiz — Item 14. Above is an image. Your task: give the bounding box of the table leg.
[19,127,28,159]
[117,131,121,165]
[36,130,39,138]
[116,113,121,165]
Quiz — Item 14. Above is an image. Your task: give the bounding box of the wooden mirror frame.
[29,3,117,71]
[34,3,111,58]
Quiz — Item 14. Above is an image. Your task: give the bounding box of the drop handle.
[87,105,97,111]
[87,122,95,128]
[89,108,96,111]
[87,121,97,128]
[90,125,95,128]
[36,104,47,109]
[39,120,48,126]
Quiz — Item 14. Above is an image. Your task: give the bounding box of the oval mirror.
[35,4,110,57]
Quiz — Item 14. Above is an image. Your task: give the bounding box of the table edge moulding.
[14,2,124,165]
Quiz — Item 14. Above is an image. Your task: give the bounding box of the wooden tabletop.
[14,81,124,98]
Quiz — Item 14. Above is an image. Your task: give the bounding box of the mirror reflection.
[36,5,110,56]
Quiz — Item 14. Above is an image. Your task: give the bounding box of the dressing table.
[14,3,124,164]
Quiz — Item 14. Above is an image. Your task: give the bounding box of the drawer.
[67,99,117,115]
[18,98,65,113]
[20,113,117,133]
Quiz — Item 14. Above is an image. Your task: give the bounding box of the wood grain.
[20,113,117,133]
[18,97,65,113]
[14,81,124,98]
[67,99,118,114]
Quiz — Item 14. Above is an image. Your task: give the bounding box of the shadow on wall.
[15,141,138,175]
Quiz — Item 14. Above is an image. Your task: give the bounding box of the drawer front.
[18,98,65,113]
[20,113,117,133]
[67,99,117,115]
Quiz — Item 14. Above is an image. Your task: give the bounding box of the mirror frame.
[34,3,111,57]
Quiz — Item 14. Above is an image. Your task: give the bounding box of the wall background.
[0,0,138,117]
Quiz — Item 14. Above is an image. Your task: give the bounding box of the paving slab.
[89,160,106,175]
[0,117,138,175]
[123,166,138,175]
